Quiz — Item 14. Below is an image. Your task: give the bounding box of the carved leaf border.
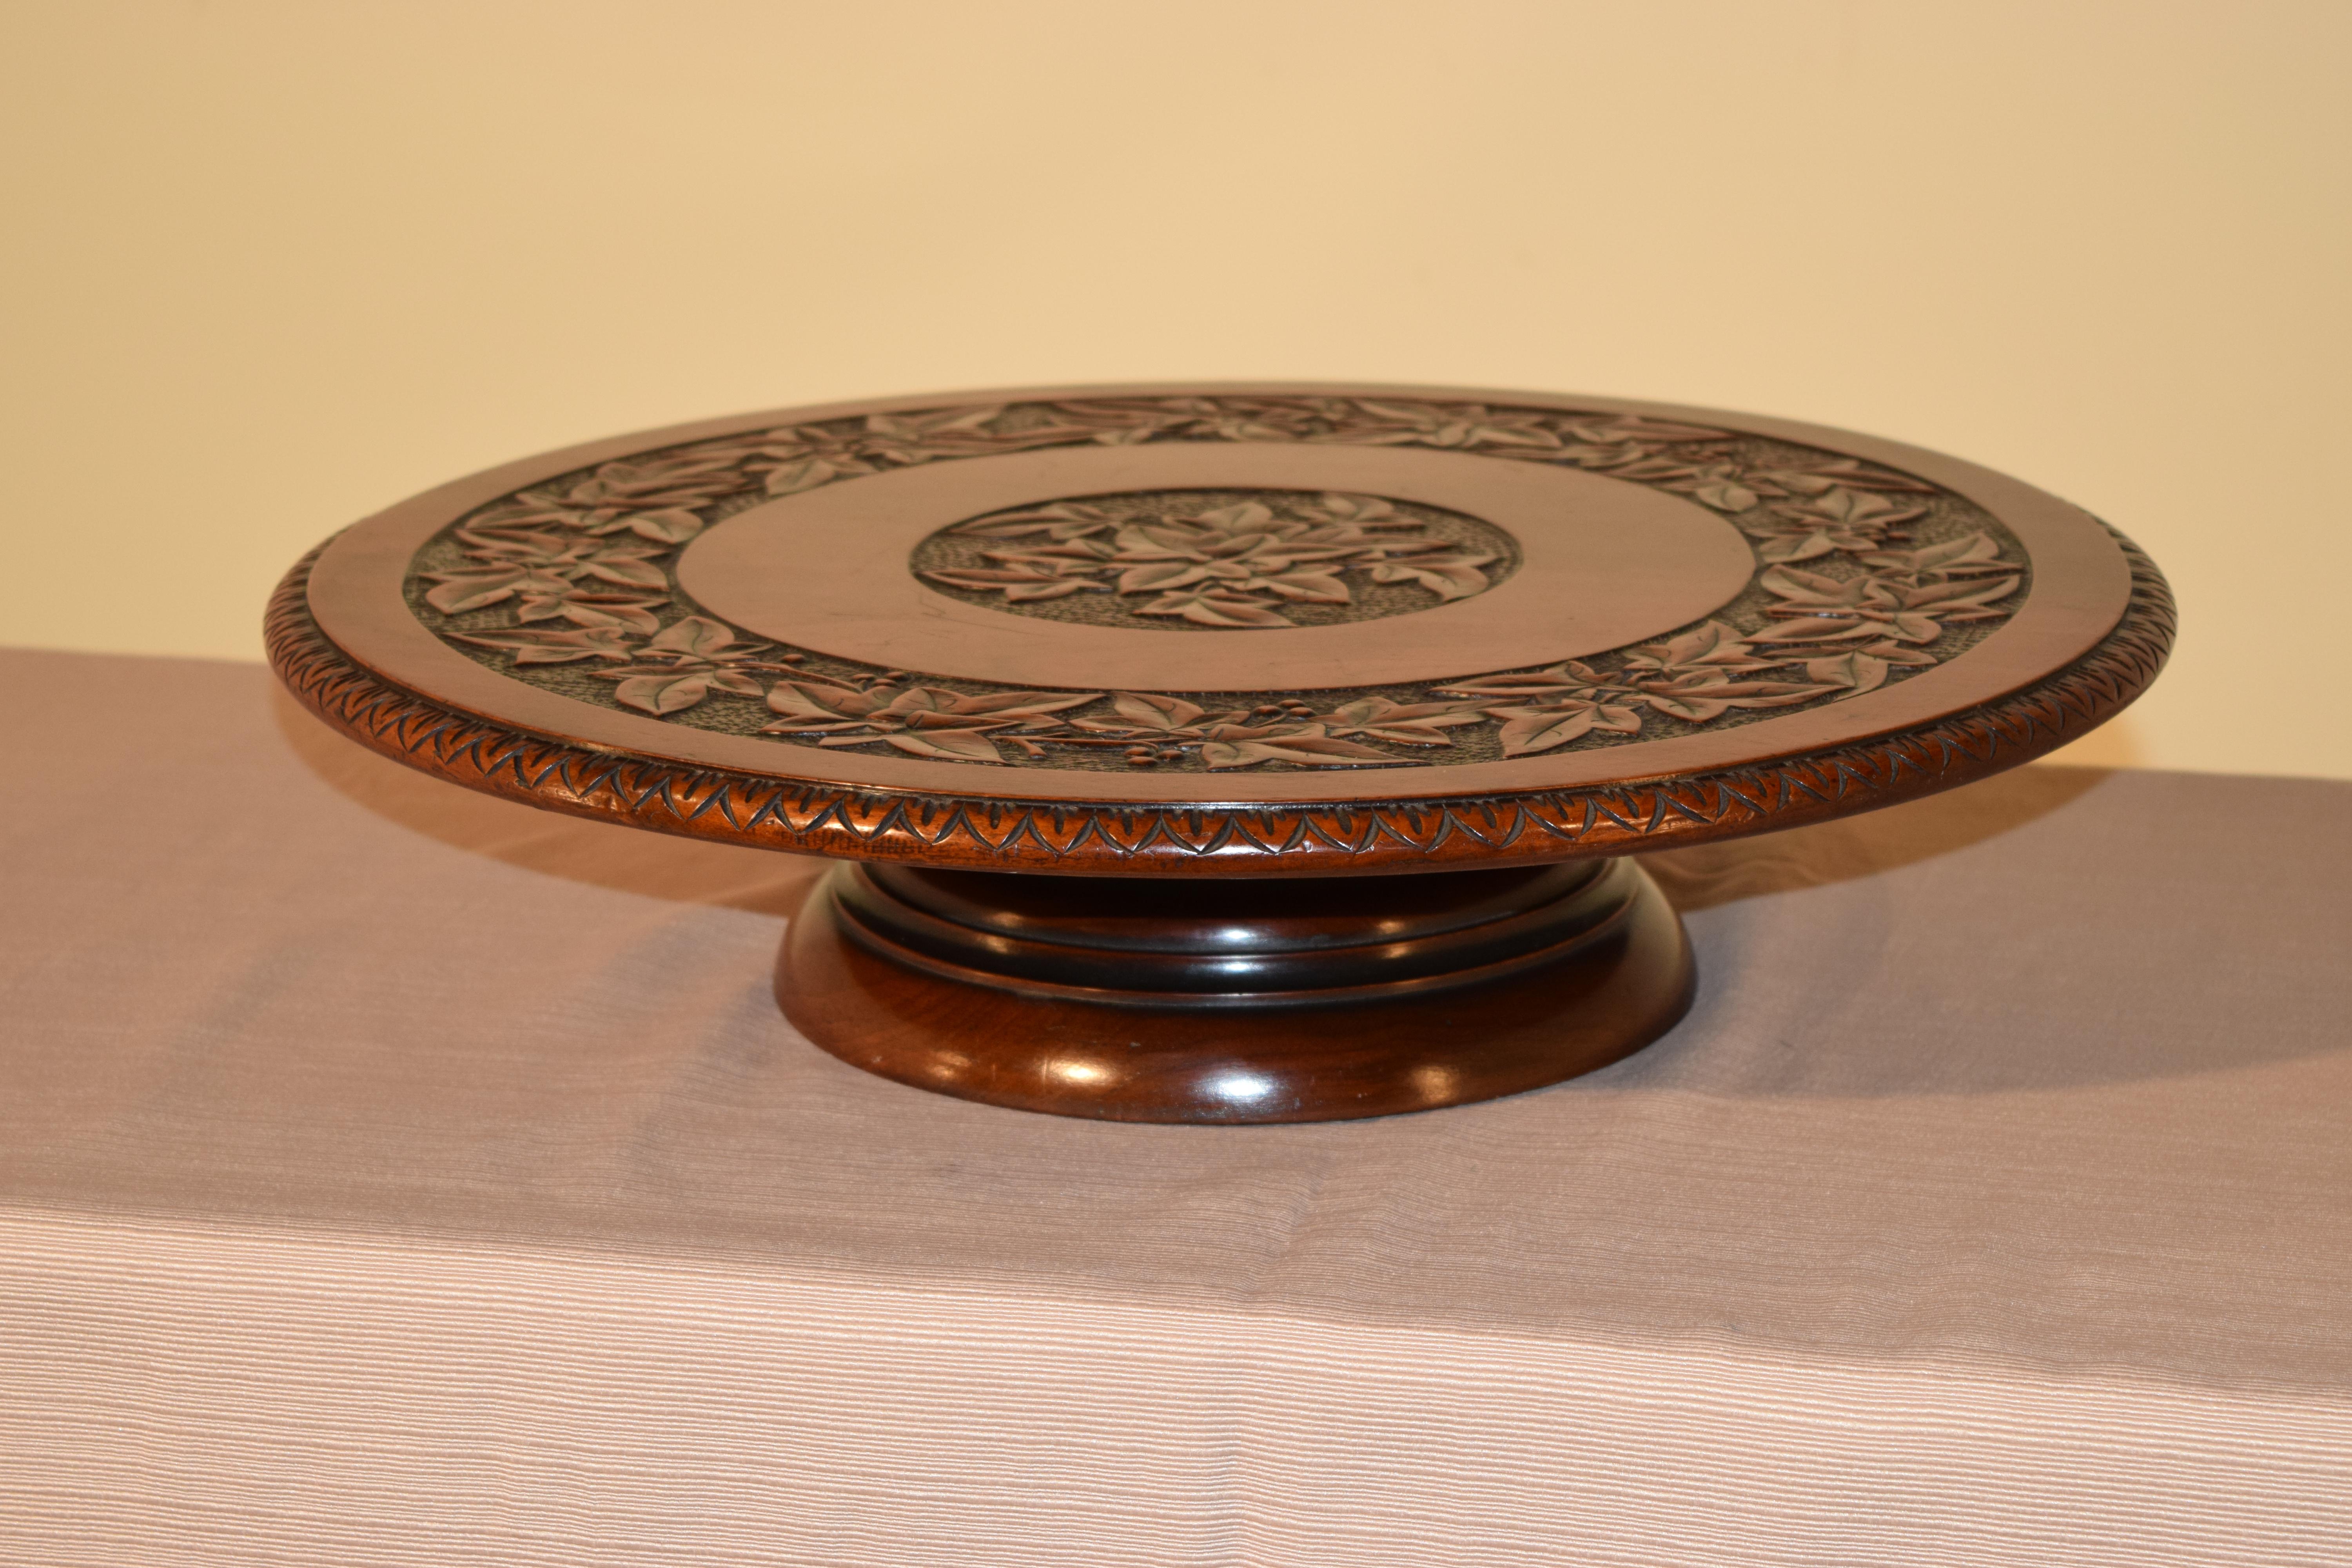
[406,395,2029,773]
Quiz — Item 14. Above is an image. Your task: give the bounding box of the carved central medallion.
[909,488,1521,630]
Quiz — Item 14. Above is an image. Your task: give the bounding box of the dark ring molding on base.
[779,858,1697,1123]
[830,860,1631,1008]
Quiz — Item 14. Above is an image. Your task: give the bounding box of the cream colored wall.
[2,1,2345,776]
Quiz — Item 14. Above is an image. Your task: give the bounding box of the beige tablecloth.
[2,646,2348,1566]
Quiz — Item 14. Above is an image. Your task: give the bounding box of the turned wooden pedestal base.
[777,860,1695,1123]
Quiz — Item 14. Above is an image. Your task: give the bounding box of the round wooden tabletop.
[273,383,2174,877]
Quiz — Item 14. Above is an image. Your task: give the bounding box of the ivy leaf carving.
[1893,575,2021,617]
[1116,560,1217,594]
[1757,529,1838,564]
[1749,615,1881,644]
[1200,724,1403,769]
[1621,620,1777,675]
[1252,569,1352,604]
[468,486,592,532]
[1749,457,1935,496]
[765,457,861,496]
[1803,651,1893,697]
[953,503,1115,542]
[1011,579,1106,603]
[646,615,737,658]
[557,597,664,635]
[1132,591,1296,628]
[1316,492,1396,522]
[564,456,749,513]
[766,679,883,722]
[1759,565,1873,609]
[1642,691,1723,722]
[1112,691,1207,730]
[1569,415,1733,444]
[1323,695,1491,745]
[980,543,1114,569]
[891,688,1100,722]
[424,569,531,613]
[1857,638,1939,666]
[1191,501,1276,531]
[579,556,670,590]
[880,728,1005,762]
[1862,531,2007,575]
[1434,666,1583,699]
[1642,676,1832,721]
[867,405,1005,440]
[1367,551,1496,601]
[1494,704,1598,755]
[1798,487,1918,526]
[453,627,637,664]
[924,566,1110,602]
[1354,723,1477,744]
[617,508,706,545]
[1487,702,1641,755]
[616,673,712,715]
[935,484,1507,630]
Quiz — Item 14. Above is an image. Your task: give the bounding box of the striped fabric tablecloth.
[3,647,2348,1567]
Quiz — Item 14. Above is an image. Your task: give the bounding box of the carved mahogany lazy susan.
[271,383,2174,1122]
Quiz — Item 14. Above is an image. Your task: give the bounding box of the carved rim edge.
[269,532,2174,875]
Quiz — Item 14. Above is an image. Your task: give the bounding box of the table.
[3,646,2348,1566]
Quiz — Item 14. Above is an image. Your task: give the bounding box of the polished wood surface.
[780,859,1694,1123]
[270,383,2175,1120]
[838,859,1619,1002]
